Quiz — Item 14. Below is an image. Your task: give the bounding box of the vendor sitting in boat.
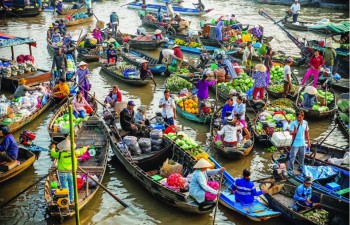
[231,169,267,204]
[293,176,320,211]
[58,19,67,36]
[302,86,317,109]
[72,90,92,118]
[106,44,118,64]
[215,116,243,147]
[0,126,18,163]
[47,24,54,42]
[104,85,122,108]
[120,100,140,135]
[53,78,70,99]
[135,105,150,126]
[189,158,225,205]
[165,23,176,35]
[318,68,334,88]
[51,28,62,45]
[145,13,157,22]
[92,27,103,44]
[62,33,75,49]
[50,139,90,204]
[154,29,163,40]
[14,78,40,99]
[221,97,234,124]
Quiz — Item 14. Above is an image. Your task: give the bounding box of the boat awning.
[302,165,338,181]
[0,33,37,48]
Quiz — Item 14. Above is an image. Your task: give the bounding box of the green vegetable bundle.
[337,99,350,113]
[165,76,193,92]
[339,112,349,124]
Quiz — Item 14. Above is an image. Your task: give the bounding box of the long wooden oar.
[77,166,128,208]
[212,172,224,225]
[0,168,57,209]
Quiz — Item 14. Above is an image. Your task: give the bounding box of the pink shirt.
[72,97,89,112]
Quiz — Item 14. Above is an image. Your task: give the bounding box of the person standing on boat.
[196,74,216,117]
[172,45,183,70]
[92,27,103,44]
[189,158,225,204]
[193,0,205,12]
[52,48,68,79]
[83,0,92,16]
[106,44,118,64]
[50,140,90,204]
[264,48,273,85]
[283,57,294,98]
[58,19,66,36]
[72,61,91,100]
[301,50,324,88]
[231,169,267,204]
[221,97,234,124]
[56,0,63,15]
[47,24,54,42]
[293,176,320,211]
[323,42,337,73]
[72,90,92,118]
[157,6,163,22]
[165,2,174,18]
[53,78,70,99]
[288,110,310,172]
[120,100,140,134]
[104,85,122,108]
[159,89,176,126]
[215,18,225,43]
[110,11,119,37]
[14,78,40,98]
[0,126,18,163]
[158,47,181,65]
[242,42,258,71]
[251,64,267,100]
[289,0,300,23]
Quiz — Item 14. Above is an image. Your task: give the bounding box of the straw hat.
[140,59,149,64]
[138,105,147,113]
[194,158,213,169]
[323,68,331,74]
[172,44,180,49]
[255,64,267,73]
[154,29,162,34]
[86,33,93,39]
[325,41,334,48]
[108,37,116,43]
[57,138,76,151]
[18,78,27,85]
[78,61,88,67]
[305,86,317,95]
[49,24,53,28]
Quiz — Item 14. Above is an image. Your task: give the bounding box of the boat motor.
[53,188,70,209]
[19,130,36,146]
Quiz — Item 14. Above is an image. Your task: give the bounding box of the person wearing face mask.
[301,50,324,88]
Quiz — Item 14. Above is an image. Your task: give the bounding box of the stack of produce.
[217,73,254,93]
[299,89,334,112]
[138,138,152,154]
[268,66,297,93]
[337,98,350,130]
[302,209,329,225]
[166,173,185,189]
[173,38,202,48]
[150,129,163,151]
[53,114,90,134]
[177,97,199,114]
[0,59,37,77]
[164,132,215,168]
[107,62,139,78]
[165,76,193,93]
[123,136,141,155]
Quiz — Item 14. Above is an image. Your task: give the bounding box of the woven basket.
[96,20,105,29]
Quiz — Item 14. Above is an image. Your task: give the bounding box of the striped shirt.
[231,177,262,204]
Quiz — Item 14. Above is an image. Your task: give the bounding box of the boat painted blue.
[164,40,238,55]
[273,153,349,204]
[127,3,213,16]
[43,6,54,11]
[210,157,281,221]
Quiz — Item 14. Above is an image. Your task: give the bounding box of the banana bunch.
[187,42,201,48]
[174,38,187,46]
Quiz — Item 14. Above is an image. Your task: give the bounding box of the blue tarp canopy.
[302,165,338,181]
[0,32,36,48]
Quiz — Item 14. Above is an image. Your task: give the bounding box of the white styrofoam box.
[271,131,292,147]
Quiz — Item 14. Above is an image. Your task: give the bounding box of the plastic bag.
[151,145,162,152]
[123,136,141,155]
[160,159,183,178]
[142,146,152,154]
[138,138,151,148]
[150,129,163,139]
[205,181,219,201]
[151,138,163,146]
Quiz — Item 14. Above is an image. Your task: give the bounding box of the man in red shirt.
[301,50,324,87]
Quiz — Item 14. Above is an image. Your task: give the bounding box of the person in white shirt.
[290,0,300,23]
[159,89,176,126]
[158,48,182,65]
[165,2,174,18]
[283,57,294,98]
[216,116,243,147]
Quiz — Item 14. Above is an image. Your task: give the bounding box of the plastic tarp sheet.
[0,32,35,48]
[309,21,350,34]
[302,165,338,181]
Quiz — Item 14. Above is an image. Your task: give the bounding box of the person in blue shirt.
[233,95,246,120]
[58,19,66,36]
[294,176,320,211]
[110,11,119,36]
[56,0,63,14]
[231,169,267,204]
[157,6,163,22]
[0,126,19,162]
[51,28,61,44]
[106,44,118,64]
[221,97,234,124]
[302,86,317,109]
[288,110,310,172]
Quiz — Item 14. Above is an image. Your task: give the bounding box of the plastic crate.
[150,124,165,131]
[325,182,341,191]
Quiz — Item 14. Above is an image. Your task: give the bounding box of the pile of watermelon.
[217,73,254,93]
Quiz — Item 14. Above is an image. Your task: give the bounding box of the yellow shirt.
[50,147,87,171]
[54,82,70,96]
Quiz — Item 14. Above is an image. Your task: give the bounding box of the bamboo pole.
[69,105,80,225]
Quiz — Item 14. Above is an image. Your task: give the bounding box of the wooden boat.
[121,49,167,75]
[261,181,349,225]
[47,96,98,143]
[129,37,167,50]
[44,117,110,219]
[256,0,312,6]
[336,93,349,136]
[0,97,55,137]
[164,59,202,78]
[252,98,297,144]
[210,158,281,221]
[176,105,212,124]
[141,17,190,32]
[65,15,93,27]
[2,2,41,18]
[47,39,76,54]
[57,8,87,16]
[282,20,329,34]
[295,86,336,119]
[100,63,151,86]
[0,146,36,183]
[210,107,255,159]
[209,85,268,112]
[266,61,300,99]
[109,125,217,214]
[127,2,213,16]
[272,151,350,204]
[76,34,104,62]
[165,33,222,48]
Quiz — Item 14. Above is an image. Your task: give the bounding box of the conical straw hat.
[193,158,213,169]
[57,138,76,151]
